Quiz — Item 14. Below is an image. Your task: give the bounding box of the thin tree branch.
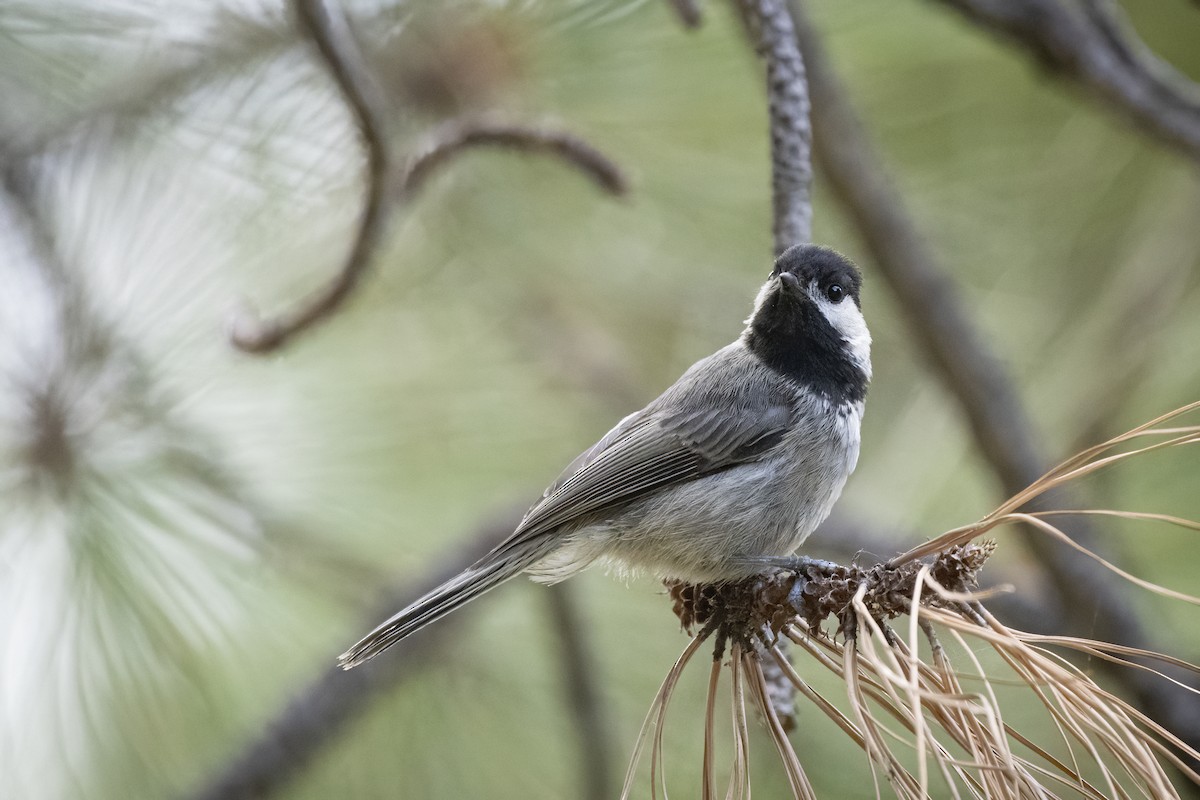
[663,0,703,29]
[732,0,814,253]
[230,109,628,353]
[228,1,628,354]
[789,0,1200,766]
[230,0,395,354]
[544,583,616,800]
[185,511,520,800]
[402,116,630,200]
[929,0,1200,162]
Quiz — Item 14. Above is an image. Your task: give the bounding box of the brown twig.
[664,0,704,29]
[543,583,616,800]
[402,116,629,199]
[788,0,1200,766]
[732,0,813,253]
[928,0,1200,162]
[231,0,395,354]
[230,110,628,353]
[185,511,519,800]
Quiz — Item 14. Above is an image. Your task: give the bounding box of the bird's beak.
[777,271,802,295]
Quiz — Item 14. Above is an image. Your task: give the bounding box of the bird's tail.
[338,544,547,670]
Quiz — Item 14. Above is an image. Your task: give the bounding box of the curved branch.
[230,110,628,354]
[544,584,617,800]
[663,0,703,29]
[402,117,629,199]
[930,0,1200,162]
[732,0,813,253]
[231,0,394,354]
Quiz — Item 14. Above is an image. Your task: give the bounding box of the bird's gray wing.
[337,356,796,668]
[336,401,791,669]
[494,397,793,551]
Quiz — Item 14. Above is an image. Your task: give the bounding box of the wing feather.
[488,391,795,556]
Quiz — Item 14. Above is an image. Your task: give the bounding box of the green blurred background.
[2,0,1199,797]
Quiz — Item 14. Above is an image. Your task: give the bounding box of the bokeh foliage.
[1,0,1199,798]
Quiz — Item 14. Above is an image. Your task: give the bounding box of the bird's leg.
[731,555,842,574]
[768,555,841,574]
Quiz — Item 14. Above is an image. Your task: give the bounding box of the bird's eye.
[825,284,845,303]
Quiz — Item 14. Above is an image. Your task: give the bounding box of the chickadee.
[340,243,870,669]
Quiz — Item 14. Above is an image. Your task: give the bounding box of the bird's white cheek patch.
[814,295,873,380]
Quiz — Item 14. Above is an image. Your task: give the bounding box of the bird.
[339,243,870,669]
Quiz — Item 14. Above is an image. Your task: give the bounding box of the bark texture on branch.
[932,0,1200,162]
[734,0,814,253]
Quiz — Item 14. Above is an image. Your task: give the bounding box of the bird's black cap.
[772,244,863,308]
